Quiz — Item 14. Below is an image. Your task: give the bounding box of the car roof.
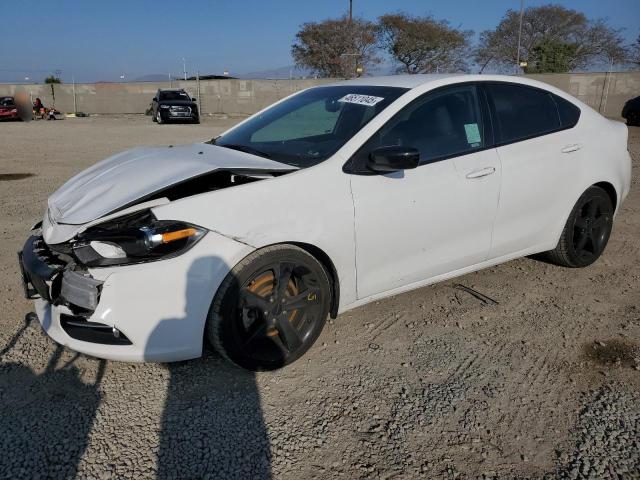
[328,73,561,91]
[330,74,465,88]
[158,88,186,92]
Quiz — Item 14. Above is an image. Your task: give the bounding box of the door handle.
[561,144,582,153]
[466,167,496,179]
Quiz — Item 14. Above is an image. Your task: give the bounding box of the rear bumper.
[20,231,254,362]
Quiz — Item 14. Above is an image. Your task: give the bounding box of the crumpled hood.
[47,143,293,225]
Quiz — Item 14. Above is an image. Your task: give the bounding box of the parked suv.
[151,89,199,124]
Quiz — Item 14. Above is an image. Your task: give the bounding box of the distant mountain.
[133,74,173,82]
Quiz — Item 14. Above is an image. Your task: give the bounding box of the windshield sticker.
[338,94,384,107]
[464,123,481,146]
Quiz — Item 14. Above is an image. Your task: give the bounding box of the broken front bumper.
[19,235,103,310]
[19,231,254,362]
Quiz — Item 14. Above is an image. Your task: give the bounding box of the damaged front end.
[18,233,132,345]
[18,208,209,346]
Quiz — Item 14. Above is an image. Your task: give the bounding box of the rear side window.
[552,94,580,128]
[486,83,561,144]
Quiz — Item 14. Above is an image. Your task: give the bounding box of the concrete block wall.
[0,72,637,118]
[0,78,335,117]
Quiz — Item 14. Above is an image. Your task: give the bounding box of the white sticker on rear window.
[338,94,384,107]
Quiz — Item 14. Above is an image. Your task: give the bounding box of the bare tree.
[378,13,472,74]
[629,35,640,68]
[474,5,627,73]
[291,16,380,78]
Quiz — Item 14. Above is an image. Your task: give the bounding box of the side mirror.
[192,97,197,101]
[152,97,157,102]
[367,146,420,173]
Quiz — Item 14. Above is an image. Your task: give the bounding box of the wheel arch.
[592,181,618,213]
[287,242,340,319]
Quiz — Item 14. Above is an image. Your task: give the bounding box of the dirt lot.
[0,115,639,480]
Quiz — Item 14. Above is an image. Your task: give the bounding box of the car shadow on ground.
[151,256,272,480]
[0,313,106,478]
[0,257,271,478]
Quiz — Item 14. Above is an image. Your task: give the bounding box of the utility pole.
[72,74,77,114]
[196,71,202,116]
[182,57,187,81]
[516,0,524,74]
[348,0,355,78]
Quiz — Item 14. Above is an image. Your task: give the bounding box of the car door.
[483,82,584,259]
[349,84,501,299]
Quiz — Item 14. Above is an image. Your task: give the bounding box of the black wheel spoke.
[273,262,294,302]
[592,216,607,231]
[240,289,270,311]
[574,217,587,229]
[282,286,321,310]
[242,319,268,347]
[274,314,303,352]
[576,232,589,251]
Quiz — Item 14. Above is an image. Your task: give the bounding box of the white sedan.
[19,74,631,370]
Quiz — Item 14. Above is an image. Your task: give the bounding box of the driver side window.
[365,84,485,164]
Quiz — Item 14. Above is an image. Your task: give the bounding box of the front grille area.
[20,236,103,312]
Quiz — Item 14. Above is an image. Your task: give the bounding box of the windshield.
[159,91,191,101]
[0,97,14,106]
[214,85,408,168]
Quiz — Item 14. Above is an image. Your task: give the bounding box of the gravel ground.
[0,115,639,480]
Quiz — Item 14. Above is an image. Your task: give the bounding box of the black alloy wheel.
[207,245,331,370]
[547,186,613,268]
[571,194,612,263]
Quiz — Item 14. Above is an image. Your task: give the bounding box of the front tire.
[156,110,163,124]
[207,245,331,371]
[546,186,614,268]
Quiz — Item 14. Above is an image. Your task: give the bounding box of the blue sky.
[1,0,638,82]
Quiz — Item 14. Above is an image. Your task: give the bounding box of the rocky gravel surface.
[0,116,639,479]
[549,385,640,479]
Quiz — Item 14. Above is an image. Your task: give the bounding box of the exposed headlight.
[72,211,206,267]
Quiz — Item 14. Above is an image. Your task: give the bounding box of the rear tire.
[206,245,331,371]
[546,186,614,268]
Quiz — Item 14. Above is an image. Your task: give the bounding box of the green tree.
[474,4,626,73]
[291,16,380,78]
[44,75,61,84]
[525,39,580,73]
[378,13,472,74]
